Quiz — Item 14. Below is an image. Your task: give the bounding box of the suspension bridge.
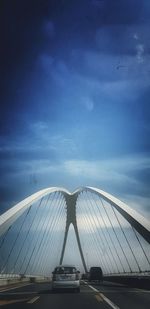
[0,186,150,281]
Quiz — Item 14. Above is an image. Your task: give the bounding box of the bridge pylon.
[59,193,88,273]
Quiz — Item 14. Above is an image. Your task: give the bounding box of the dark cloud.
[0,0,150,212]
[0,185,21,213]
[0,147,56,163]
[96,0,143,25]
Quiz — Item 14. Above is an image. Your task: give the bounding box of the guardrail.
[0,274,51,287]
[104,273,150,289]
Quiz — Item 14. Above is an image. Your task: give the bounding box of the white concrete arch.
[0,187,70,237]
[73,186,150,245]
[0,186,150,274]
[0,186,150,242]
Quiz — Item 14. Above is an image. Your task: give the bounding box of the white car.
[52,265,80,292]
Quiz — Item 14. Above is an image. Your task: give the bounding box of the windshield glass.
[55,267,76,274]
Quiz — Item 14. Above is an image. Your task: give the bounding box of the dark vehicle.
[89,267,103,283]
[81,272,89,280]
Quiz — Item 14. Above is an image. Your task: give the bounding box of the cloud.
[133,33,139,40]
[62,155,150,213]
[63,156,150,184]
[1,1,150,220]
[121,194,150,219]
[95,21,150,62]
[80,96,94,111]
[30,121,49,133]
[1,127,150,190]
[36,46,150,118]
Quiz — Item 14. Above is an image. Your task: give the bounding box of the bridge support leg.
[59,221,88,273]
[73,222,88,273]
[59,223,69,265]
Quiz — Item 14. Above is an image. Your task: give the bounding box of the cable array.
[0,192,66,277]
[76,191,150,274]
[0,188,149,277]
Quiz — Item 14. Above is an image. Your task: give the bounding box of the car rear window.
[55,267,76,274]
[90,267,102,272]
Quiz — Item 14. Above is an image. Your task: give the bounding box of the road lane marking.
[95,294,103,302]
[0,299,29,306]
[99,293,120,309]
[27,296,40,304]
[88,284,99,292]
[88,284,120,309]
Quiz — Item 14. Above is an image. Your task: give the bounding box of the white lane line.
[99,293,120,309]
[0,298,29,306]
[88,284,99,292]
[27,296,40,304]
[95,294,103,302]
[88,284,120,309]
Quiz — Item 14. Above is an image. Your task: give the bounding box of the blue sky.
[0,0,150,216]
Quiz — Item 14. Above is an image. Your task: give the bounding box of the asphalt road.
[0,281,150,309]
